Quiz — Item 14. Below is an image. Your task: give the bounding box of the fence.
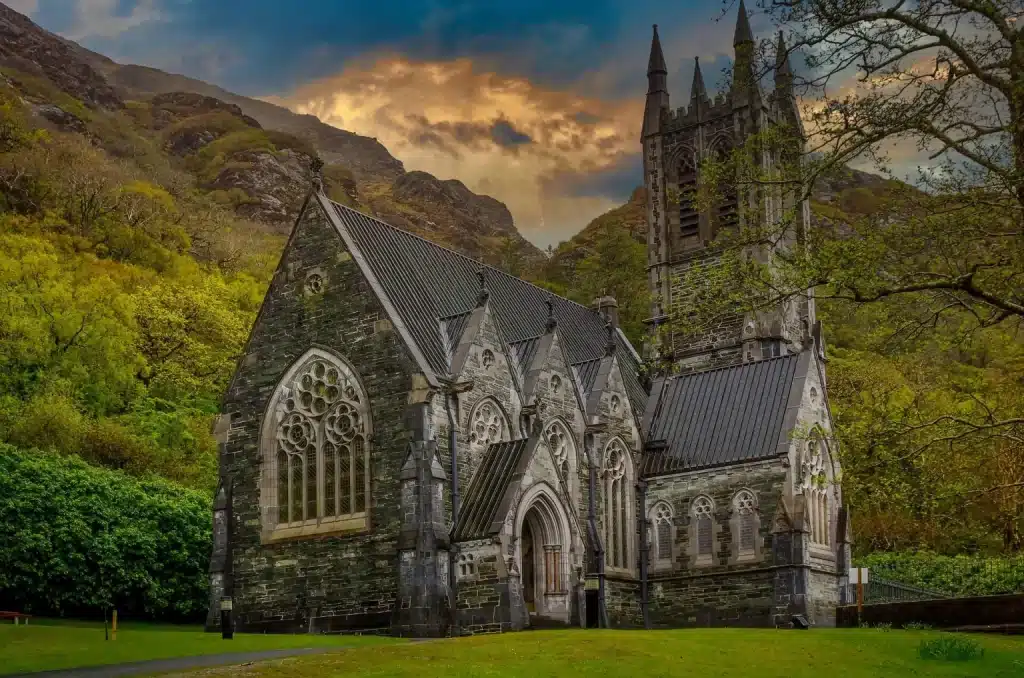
[854,554,1024,598]
[843,577,949,605]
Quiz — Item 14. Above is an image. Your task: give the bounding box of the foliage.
[0,445,211,621]
[0,79,273,490]
[858,551,1024,597]
[918,636,985,662]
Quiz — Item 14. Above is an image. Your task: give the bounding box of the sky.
[11,0,915,248]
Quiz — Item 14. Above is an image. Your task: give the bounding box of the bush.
[918,636,985,662]
[0,445,211,621]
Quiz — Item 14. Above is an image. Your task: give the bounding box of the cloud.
[265,55,644,247]
[66,0,163,41]
[5,0,39,17]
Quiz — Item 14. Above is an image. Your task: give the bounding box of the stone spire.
[774,30,793,91]
[733,0,754,47]
[642,24,670,139]
[731,0,761,110]
[545,296,558,333]
[689,57,710,119]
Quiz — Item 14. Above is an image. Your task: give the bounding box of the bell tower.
[642,1,814,373]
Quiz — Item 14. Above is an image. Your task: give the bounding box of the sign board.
[849,567,869,584]
[220,598,233,611]
[585,576,599,591]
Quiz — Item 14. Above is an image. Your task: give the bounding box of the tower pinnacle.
[648,24,667,77]
[690,57,708,101]
[734,0,754,46]
[642,23,670,138]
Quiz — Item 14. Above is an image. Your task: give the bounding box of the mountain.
[0,2,540,264]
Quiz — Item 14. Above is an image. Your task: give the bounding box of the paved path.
[12,647,339,678]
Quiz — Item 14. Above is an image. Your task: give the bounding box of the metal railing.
[844,576,950,605]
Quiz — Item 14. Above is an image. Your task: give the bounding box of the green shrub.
[0,445,211,621]
[918,636,985,662]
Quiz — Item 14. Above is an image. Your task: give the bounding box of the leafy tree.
[671,1,1024,551]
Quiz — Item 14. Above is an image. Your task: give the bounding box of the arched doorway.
[516,486,572,624]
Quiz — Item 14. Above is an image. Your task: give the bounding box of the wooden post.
[104,609,108,641]
[112,609,117,641]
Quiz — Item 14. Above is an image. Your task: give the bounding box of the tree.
[676,1,1024,551]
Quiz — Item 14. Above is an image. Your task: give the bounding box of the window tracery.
[801,435,830,546]
[603,438,633,571]
[468,398,509,449]
[263,350,370,538]
[733,490,759,559]
[650,501,674,565]
[692,496,715,563]
[544,420,573,482]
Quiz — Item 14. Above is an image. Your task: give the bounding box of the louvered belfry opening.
[678,149,699,237]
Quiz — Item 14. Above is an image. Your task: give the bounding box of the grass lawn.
[0,619,397,675]
[162,628,1024,678]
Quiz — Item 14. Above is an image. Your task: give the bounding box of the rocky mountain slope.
[0,2,540,264]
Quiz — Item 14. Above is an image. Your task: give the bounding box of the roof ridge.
[666,352,800,380]
[327,197,603,317]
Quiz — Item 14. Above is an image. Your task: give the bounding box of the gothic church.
[207,3,848,636]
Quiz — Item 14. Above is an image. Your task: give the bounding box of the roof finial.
[647,24,667,77]
[310,155,325,193]
[605,321,617,356]
[476,268,489,306]
[545,296,557,332]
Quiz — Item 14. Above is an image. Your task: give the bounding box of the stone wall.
[219,199,418,633]
[454,541,524,634]
[667,251,745,373]
[606,577,642,627]
[648,569,777,627]
[807,569,839,627]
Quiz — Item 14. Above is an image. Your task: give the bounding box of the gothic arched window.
[603,438,634,571]
[650,501,674,568]
[466,397,511,476]
[261,348,371,541]
[543,419,576,487]
[801,434,830,546]
[690,496,715,566]
[732,490,760,562]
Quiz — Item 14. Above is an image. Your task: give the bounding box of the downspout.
[585,431,608,628]
[637,479,650,629]
[445,391,460,634]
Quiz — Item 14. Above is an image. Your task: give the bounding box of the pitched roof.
[640,353,809,477]
[319,195,647,417]
[453,438,532,541]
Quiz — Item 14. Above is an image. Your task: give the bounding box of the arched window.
[543,419,576,487]
[732,490,760,561]
[603,438,633,571]
[801,435,830,546]
[649,501,674,568]
[261,348,371,541]
[690,496,715,566]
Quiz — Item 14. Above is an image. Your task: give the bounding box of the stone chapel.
[207,3,849,636]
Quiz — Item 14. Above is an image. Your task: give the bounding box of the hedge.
[0,445,212,621]
[858,551,1024,597]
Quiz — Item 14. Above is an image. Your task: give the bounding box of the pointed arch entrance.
[514,484,573,624]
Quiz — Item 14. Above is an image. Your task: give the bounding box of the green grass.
[163,629,1024,678]
[0,619,397,675]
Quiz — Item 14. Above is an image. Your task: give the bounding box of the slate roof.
[640,353,808,477]
[453,438,531,541]
[321,196,647,417]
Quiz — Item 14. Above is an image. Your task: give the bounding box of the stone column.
[391,394,451,638]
